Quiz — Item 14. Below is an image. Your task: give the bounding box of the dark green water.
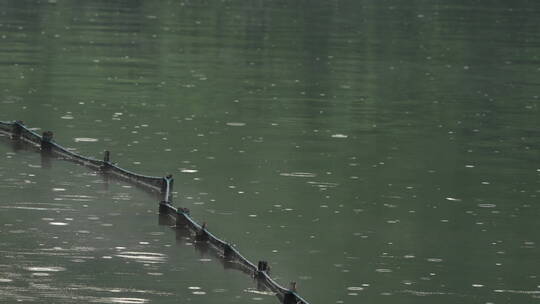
[1,1,539,303]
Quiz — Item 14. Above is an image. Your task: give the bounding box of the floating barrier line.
[0,120,309,304]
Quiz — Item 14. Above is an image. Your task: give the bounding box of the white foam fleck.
[74,137,98,142]
[226,122,246,127]
[192,291,206,295]
[280,172,316,178]
[331,134,348,138]
[478,203,496,208]
[25,266,66,272]
[472,284,484,288]
[375,268,392,273]
[402,290,450,296]
[93,298,148,304]
[49,222,69,226]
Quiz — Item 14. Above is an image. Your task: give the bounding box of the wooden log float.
[41,131,54,151]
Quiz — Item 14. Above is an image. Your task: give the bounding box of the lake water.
[1,1,539,303]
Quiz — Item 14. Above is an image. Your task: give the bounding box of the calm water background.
[1,1,539,303]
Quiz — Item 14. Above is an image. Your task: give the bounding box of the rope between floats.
[0,120,309,304]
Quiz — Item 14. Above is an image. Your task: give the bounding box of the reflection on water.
[114,251,167,264]
[1,0,540,303]
[91,298,149,304]
[0,152,276,304]
[279,172,317,178]
[0,203,74,211]
[25,266,66,272]
[49,221,69,226]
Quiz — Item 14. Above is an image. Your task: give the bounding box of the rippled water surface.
[1,1,540,304]
[0,142,277,303]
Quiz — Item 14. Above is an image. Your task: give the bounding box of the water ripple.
[280,172,316,178]
[90,297,149,304]
[114,252,166,264]
[402,289,452,296]
[24,266,66,272]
